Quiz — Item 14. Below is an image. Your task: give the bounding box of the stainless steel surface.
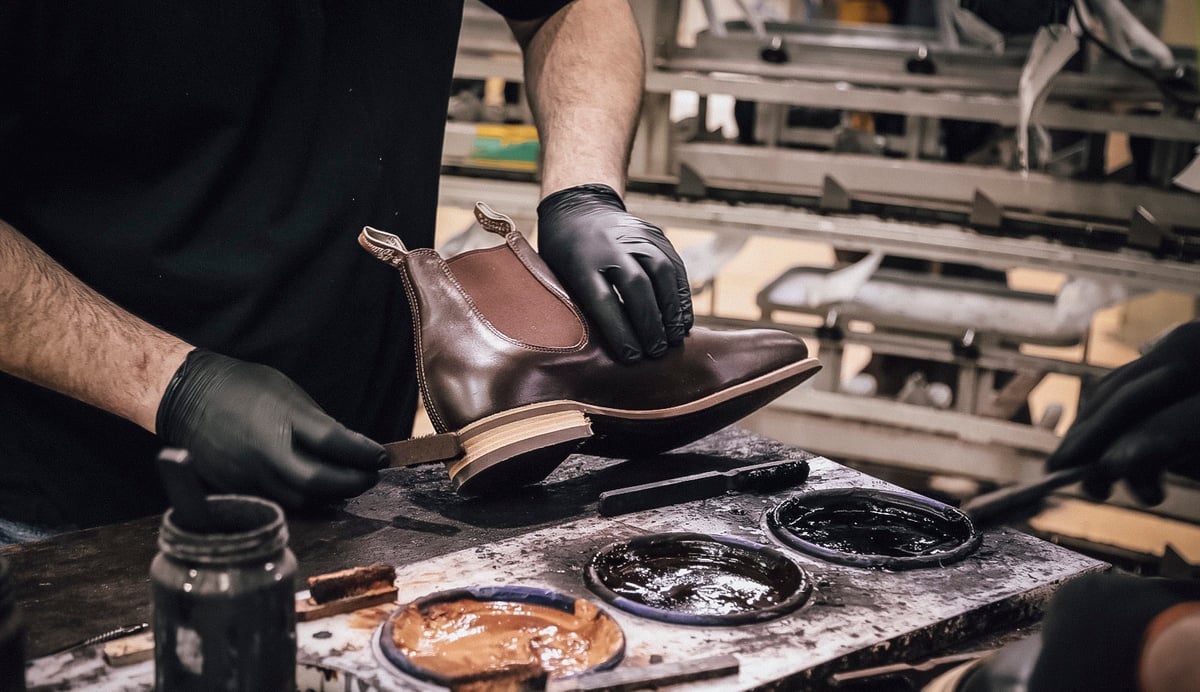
[22,446,1109,690]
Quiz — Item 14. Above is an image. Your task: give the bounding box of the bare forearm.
[0,218,191,432]
[514,0,644,196]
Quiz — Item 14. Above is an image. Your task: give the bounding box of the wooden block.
[307,563,396,604]
[295,585,399,622]
[1030,498,1200,562]
[102,631,155,667]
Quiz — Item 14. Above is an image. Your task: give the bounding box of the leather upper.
[390,229,811,434]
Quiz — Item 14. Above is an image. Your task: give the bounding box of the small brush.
[154,448,216,533]
[598,458,810,517]
[959,465,1090,527]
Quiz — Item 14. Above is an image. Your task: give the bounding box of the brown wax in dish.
[390,597,623,679]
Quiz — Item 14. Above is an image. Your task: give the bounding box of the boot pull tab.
[358,226,409,267]
[474,201,517,237]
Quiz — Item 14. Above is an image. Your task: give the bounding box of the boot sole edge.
[447,357,821,495]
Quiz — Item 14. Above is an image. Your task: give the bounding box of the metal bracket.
[820,175,853,212]
[677,162,708,199]
[969,190,1003,228]
[953,329,981,360]
[1127,205,1178,253]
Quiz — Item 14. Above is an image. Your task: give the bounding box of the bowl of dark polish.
[766,488,982,570]
[584,532,812,626]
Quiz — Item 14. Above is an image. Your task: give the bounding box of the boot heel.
[446,402,592,495]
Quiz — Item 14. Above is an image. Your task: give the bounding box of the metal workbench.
[9,427,1106,690]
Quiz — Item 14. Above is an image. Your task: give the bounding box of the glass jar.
[151,495,296,691]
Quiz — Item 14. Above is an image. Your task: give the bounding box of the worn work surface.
[12,428,1107,690]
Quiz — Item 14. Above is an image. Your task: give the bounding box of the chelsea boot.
[359,202,821,495]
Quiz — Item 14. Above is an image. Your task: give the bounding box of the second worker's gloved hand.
[156,349,388,509]
[1026,573,1200,692]
[1045,321,1200,505]
[536,183,693,362]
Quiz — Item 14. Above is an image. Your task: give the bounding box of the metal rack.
[445,0,1200,522]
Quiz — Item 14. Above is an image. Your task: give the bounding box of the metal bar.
[437,175,1200,294]
[452,53,1200,142]
[694,313,1113,379]
[676,143,1200,230]
[667,40,1163,100]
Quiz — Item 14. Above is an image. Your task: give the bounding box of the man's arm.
[506,1,694,362]
[507,0,643,196]
[0,218,384,507]
[0,218,190,432]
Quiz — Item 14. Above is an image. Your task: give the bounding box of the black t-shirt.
[0,0,570,528]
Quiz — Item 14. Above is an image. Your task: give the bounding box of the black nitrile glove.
[156,349,387,508]
[1045,321,1200,505]
[1026,573,1200,692]
[537,183,693,362]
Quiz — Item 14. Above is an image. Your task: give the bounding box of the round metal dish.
[378,584,624,686]
[766,487,982,570]
[584,532,812,626]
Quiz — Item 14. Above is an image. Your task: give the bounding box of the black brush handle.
[598,459,809,517]
[598,472,729,517]
[960,466,1089,526]
[155,448,217,532]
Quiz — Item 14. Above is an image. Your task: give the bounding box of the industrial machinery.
[443,0,1200,525]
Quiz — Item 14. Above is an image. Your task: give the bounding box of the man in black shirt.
[0,1,693,535]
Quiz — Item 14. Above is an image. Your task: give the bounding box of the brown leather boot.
[359,203,821,495]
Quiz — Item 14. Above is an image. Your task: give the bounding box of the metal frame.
[675,142,1200,232]
[438,175,1200,295]
[446,3,1200,501]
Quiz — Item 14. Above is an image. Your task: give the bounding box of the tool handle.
[598,472,729,517]
[155,448,216,532]
[597,459,809,517]
[961,465,1089,526]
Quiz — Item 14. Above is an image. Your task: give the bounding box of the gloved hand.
[536,184,693,362]
[1026,572,1200,692]
[156,349,387,508]
[1045,321,1200,505]
[956,574,1200,692]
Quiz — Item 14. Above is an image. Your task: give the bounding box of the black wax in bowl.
[767,488,981,570]
[584,532,812,626]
